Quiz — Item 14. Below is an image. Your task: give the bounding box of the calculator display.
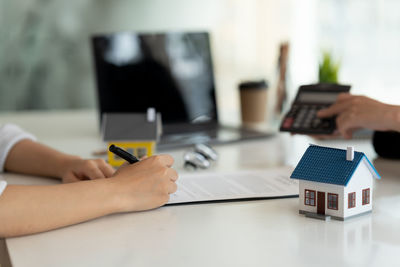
[297,92,339,104]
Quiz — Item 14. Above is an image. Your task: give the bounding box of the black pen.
[109,144,140,164]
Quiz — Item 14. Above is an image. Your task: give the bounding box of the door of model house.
[317,192,325,215]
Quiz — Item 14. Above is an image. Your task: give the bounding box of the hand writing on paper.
[111,154,178,212]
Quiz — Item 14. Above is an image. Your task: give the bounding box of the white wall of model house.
[343,159,373,218]
[298,158,374,219]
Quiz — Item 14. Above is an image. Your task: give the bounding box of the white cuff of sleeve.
[0,181,7,196]
[0,124,37,173]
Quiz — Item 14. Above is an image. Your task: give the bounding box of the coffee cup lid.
[239,80,268,90]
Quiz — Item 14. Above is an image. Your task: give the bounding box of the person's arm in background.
[0,155,178,237]
[4,139,115,183]
[317,93,400,139]
[0,124,114,183]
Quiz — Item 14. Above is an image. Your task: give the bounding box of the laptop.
[91,31,272,150]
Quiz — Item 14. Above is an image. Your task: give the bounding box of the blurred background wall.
[0,0,292,124]
[294,0,400,105]
[1,0,399,120]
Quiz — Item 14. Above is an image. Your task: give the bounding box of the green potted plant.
[319,51,340,84]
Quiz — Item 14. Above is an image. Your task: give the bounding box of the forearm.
[386,105,400,132]
[4,140,80,179]
[0,179,118,237]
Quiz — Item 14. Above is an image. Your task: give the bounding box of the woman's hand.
[109,154,178,212]
[61,158,115,183]
[317,93,400,139]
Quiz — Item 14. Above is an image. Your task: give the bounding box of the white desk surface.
[2,110,400,267]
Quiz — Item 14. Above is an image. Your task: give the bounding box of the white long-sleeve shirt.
[0,124,36,196]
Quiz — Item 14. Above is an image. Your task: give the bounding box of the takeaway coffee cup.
[239,80,268,127]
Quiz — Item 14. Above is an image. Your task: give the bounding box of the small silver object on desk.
[184,151,211,170]
[194,143,218,161]
[183,143,218,170]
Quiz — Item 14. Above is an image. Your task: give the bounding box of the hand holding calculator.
[280,83,351,134]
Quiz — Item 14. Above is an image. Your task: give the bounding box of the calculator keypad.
[281,104,335,133]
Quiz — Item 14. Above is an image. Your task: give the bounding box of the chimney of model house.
[147,107,156,122]
[346,146,354,161]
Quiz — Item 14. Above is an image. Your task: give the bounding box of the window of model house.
[348,192,356,209]
[305,189,316,206]
[362,188,370,205]
[328,193,338,210]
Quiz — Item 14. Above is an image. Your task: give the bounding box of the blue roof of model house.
[290,145,380,186]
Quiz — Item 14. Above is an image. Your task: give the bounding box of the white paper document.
[168,166,298,204]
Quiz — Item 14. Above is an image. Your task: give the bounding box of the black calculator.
[280,83,351,134]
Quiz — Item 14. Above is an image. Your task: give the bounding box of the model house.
[102,108,161,167]
[290,145,381,221]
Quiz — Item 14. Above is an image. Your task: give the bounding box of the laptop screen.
[91,31,218,125]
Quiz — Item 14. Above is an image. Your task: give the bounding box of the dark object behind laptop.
[373,131,400,159]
